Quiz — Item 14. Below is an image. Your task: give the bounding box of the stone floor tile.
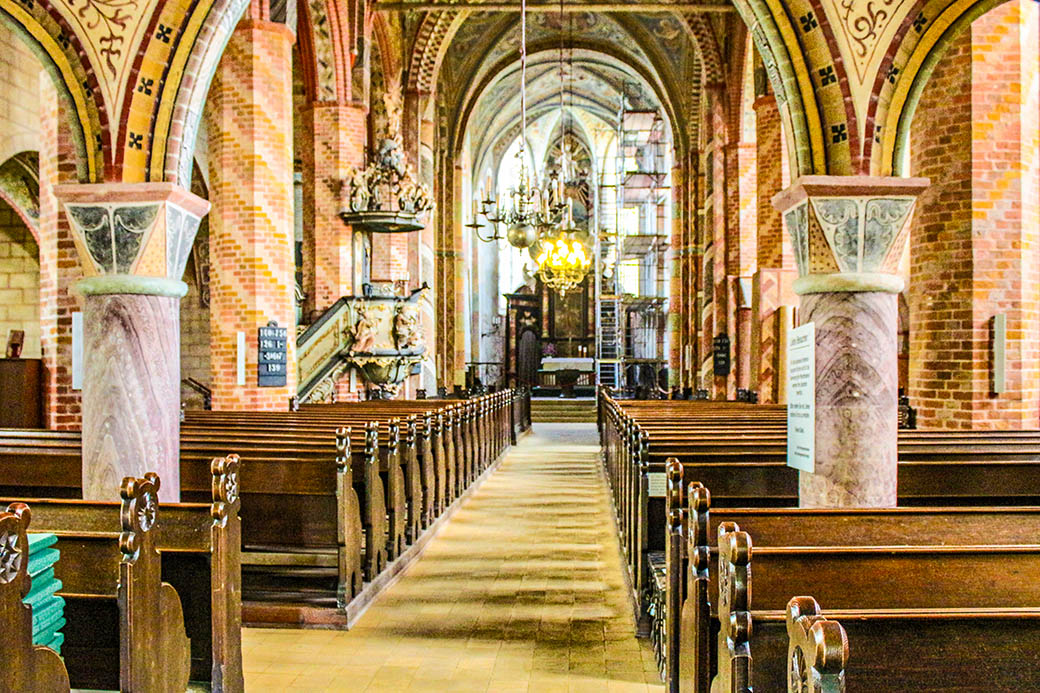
[243,424,664,691]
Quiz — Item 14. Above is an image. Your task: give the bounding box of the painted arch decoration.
[731,0,1016,177]
[0,0,251,186]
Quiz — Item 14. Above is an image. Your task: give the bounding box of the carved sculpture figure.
[394,303,423,351]
[338,83,434,218]
[350,303,379,355]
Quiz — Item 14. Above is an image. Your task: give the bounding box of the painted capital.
[54,183,210,295]
[772,176,928,295]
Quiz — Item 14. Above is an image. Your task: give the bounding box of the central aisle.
[243,423,663,692]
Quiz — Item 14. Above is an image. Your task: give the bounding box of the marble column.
[56,183,209,502]
[773,176,927,507]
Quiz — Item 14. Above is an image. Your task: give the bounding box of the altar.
[539,357,595,396]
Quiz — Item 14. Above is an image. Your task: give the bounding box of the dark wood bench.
[1,502,71,692]
[667,469,1040,692]
[3,473,192,691]
[1,390,519,627]
[710,523,1040,692]
[2,455,243,691]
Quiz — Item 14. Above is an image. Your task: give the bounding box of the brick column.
[725,141,757,391]
[55,183,209,503]
[750,94,797,402]
[774,176,928,507]
[668,163,685,388]
[909,1,1040,428]
[206,19,297,410]
[38,77,81,429]
[301,102,366,317]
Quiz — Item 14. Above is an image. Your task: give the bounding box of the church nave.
[243,424,661,692]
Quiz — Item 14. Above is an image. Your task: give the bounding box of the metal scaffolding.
[595,82,671,392]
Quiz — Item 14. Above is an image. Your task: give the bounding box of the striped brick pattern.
[206,19,297,410]
[301,103,366,315]
[751,93,796,403]
[909,2,1040,429]
[39,77,83,430]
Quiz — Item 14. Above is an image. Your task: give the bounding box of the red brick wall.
[909,1,1040,428]
[751,93,797,402]
[370,233,410,282]
[206,19,297,410]
[39,77,82,429]
[301,103,366,314]
[754,94,792,270]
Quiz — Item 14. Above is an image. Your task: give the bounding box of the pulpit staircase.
[295,297,355,402]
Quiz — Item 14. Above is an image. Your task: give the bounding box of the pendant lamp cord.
[519,0,527,175]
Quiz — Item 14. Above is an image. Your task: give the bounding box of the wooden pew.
[2,474,193,691]
[599,396,1040,609]
[666,461,1040,693]
[0,502,71,693]
[0,422,372,614]
[783,597,848,693]
[1,389,518,626]
[710,524,1040,692]
[2,456,244,691]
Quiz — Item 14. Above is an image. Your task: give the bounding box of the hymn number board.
[258,322,288,387]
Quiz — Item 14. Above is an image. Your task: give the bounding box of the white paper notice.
[786,322,815,472]
[71,312,83,391]
[647,472,666,498]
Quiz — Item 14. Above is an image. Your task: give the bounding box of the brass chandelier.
[534,6,591,295]
[535,226,591,296]
[468,0,566,249]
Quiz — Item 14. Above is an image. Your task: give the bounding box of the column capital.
[771,176,929,295]
[54,182,208,293]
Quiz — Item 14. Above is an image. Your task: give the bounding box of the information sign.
[786,322,815,472]
[258,321,288,387]
[712,334,731,376]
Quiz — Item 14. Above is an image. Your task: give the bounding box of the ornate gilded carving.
[298,287,429,402]
[350,302,380,354]
[339,82,433,229]
[393,302,422,350]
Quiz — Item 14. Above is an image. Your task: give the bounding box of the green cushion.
[26,546,60,578]
[41,627,65,655]
[31,595,65,637]
[26,533,57,554]
[25,568,61,607]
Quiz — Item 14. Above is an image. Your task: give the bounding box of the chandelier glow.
[535,231,592,296]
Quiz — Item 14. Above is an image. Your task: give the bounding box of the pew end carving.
[0,502,71,693]
[712,524,752,693]
[364,423,389,579]
[786,597,848,693]
[118,473,191,693]
[678,481,711,693]
[664,457,685,690]
[335,428,364,604]
[210,455,244,692]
